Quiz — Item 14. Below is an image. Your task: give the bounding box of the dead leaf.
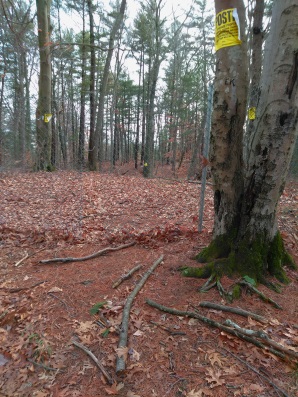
[127,391,141,397]
[116,346,129,362]
[133,330,143,337]
[33,391,49,397]
[208,352,224,367]
[48,286,63,293]
[129,348,140,361]
[205,368,225,388]
[249,384,264,392]
[188,318,198,326]
[105,383,120,395]
[186,389,203,397]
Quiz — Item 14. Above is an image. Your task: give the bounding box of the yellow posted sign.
[248,107,256,120]
[44,114,52,123]
[215,8,242,52]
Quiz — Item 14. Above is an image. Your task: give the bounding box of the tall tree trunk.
[87,0,96,167]
[134,56,142,169]
[143,0,164,178]
[36,0,52,171]
[210,0,248,237]
[78,0,86,168]
[184,0,297,284]
[0,71,4,166]
[245,0,265,164]
[88,0,127,171]
[241,0,298,272]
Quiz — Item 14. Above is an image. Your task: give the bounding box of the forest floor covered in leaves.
[0,166,298,397]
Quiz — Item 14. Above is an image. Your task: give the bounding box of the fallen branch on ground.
[146,299,297,362]
[222,348,291,397]
[112,264,142,288]
[150,321,186,336]
[224,319,298,360]
[116,255,164,374]
[14,247,46,267]
[14,253,29,267]
[27,358,64,372]
[72,340,113,385]
[39,241,135,264]
[198,301,267,323]
[1,280,46,293]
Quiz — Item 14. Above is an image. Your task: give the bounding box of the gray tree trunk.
[36,0,52,171]
[187,0,297,283]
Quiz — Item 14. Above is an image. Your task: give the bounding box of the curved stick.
[116,255,164,374]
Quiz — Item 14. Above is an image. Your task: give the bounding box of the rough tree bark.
[183,0,297,285]
[36,0,52,171]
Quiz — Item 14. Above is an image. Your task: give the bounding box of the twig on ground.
[14,247,46,267]
[198,301,267,323]
[48,292,70,311]
[72,340,113,385]
[222,348,291,397]
[0,311,8,321]
[146,299,289,361]
[165,377,187,395]
[239,280,282,309]
[150,321,186,336]
[39,241,135,264]
[112,264,142,288]
[116,255,164,374]
[14,253,29,267]
[1,280,46,293]
[27,358,64,372]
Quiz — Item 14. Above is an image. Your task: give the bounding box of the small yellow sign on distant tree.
[44,114,52,123]
[215,8,242,51]
[248,107,256,120]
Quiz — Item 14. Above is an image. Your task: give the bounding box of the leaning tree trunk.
[36,0,52,171]
[183,0,297,284]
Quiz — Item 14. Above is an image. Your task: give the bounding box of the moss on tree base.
[183,231,296,286]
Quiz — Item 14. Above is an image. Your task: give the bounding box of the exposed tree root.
[196,273,283,308]
[238,280,282,309]
[184,231,296,293]
[116,255,164,375]
[199,275,217,292]
[146,299,298,363]
[39,241,135,264]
